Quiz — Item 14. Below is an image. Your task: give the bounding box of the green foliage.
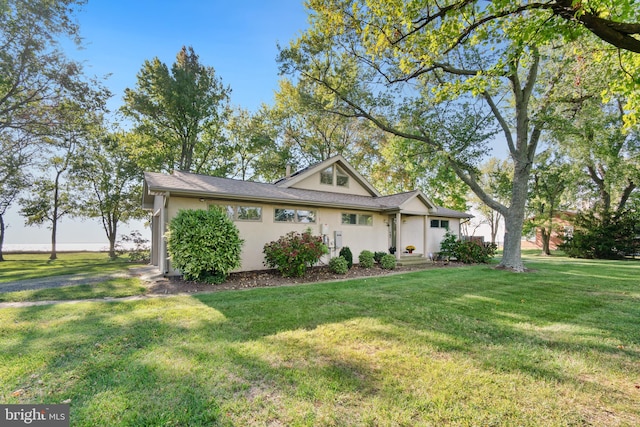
[339,246,353,269]
[439,232,497,263]
[560,210,640,259]
[167,208,243,284]
[116,230,150,263]
[358,250,375,268]
[263,230,328,277]
[438,231,459,261]
[122,46,231,174]
[380,254,397,270]
[456,241,498,264]
[329,256,349,274]
[373,251,387,264]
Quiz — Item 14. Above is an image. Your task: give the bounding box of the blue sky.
[5,0,309,248]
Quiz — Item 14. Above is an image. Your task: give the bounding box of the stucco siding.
[291,172,373,196]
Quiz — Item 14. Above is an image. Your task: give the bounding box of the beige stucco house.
[142,155,471,275]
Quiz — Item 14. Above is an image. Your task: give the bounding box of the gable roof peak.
[275,155,382,197]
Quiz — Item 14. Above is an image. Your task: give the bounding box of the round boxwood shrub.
[358,250,375,268]
[166,208,243,284]
[373,251,387,264]
[339,246,353,269]
[380,254,397,270]
[329,256,349,274]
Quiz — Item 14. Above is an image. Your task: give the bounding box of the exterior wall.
[291,172,373,196]
[164,196,389,273]
[401,216,425,254]
[426,218,460,255]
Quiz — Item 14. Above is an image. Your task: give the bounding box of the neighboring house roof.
[143,156,471,218]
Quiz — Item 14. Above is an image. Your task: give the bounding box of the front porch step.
[397,253,433,267]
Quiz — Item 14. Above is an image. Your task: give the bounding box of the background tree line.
[1,0,637,265]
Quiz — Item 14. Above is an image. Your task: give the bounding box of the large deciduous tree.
[74,129,146,259]
[279,0,587,271]
[1,0,88,256]
[122,46,231,174]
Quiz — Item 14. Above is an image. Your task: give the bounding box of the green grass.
[0,278,146,302]
[1,253,638,426]
[0,252,135,283]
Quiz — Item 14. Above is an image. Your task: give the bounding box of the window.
[430,219,450,229]
[336,166,349,187]
[320,165,350,187]
[237,206,262,221]
[275,208,317,223]
[342,213,372,226]
[320,166,333,185]
[213,204,262,221]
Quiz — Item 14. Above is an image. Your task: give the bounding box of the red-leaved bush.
[263,230,328,277]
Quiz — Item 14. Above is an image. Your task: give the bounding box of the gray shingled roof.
[144,170,471,217]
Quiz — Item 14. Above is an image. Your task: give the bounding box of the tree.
[0,133,32,261]
[74,129,146,259]
[1,0,89,257]
[279,1,581,271]
[225,107,277,181]
[473,158,513,245]
[524,151,572,255]
[122,46,231,174]
[19,99,93,260]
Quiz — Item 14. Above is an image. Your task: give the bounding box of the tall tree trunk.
[540,228,551,255]
[0,213,5,262]
[499,168,529,271]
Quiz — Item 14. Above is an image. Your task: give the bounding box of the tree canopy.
[122,46,231,174]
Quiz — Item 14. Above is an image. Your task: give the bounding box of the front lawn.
[1,254,638,425]
[0,252,136,283]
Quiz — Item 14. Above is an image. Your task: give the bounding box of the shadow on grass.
[2,258,639,425]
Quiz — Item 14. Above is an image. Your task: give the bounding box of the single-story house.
[142,155,471,275]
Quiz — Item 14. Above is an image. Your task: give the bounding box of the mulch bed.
[145,262,463,295]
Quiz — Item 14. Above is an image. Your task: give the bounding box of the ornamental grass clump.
[263,230,328,277]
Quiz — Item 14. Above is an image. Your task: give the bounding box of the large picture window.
[342,213,372,226]
[275,208,317,223]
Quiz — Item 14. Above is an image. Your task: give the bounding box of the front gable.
[276,155,381,197]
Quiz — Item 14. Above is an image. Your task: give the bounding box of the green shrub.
[358,250,375,268]
[380,254,397,270]
[329,256,349,274]
[166,208,243,284]
[339,246,353,269]
[438,231,497,264]
[263,230,328,277]
[373,251,387,264]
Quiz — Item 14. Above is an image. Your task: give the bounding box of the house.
[142,155,471,275]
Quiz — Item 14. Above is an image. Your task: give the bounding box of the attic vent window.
[320,165,350,187]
